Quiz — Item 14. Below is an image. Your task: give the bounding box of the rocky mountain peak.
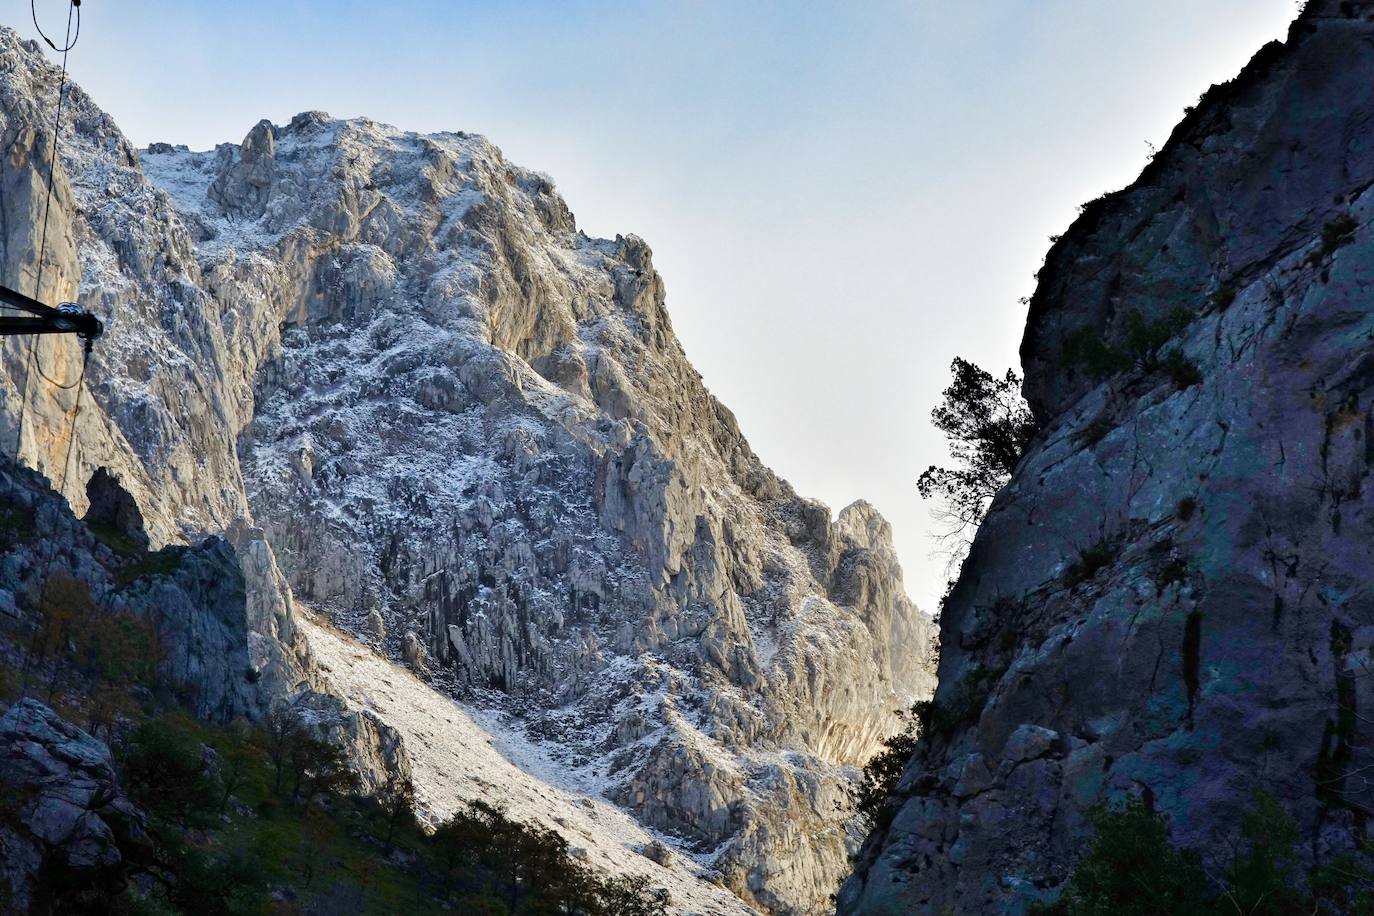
[835,501,894,552]
[0,24,934,914]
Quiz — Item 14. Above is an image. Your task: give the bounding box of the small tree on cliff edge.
[855,705,923,831]
[918,358,1038,568]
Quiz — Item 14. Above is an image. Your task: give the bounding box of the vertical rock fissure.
[1182,609,1203,723]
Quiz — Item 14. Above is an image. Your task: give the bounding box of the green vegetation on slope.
[1033,796,1374,915]
[98,707,668,915]
[0,568,670,915]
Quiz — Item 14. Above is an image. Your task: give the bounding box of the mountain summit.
[0,25,933,914]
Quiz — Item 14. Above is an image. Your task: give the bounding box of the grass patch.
[1322,214,1359,255]
[114,547,188,589]
[1157,559,1189,591]
[86,521,148,558]
[1063,308,1196,385]
[1065,541,1117,588]
[1210,284,1237,311]
[1307,214,1359,267]
[1161,350,1202,390]
[1077,418,1115,447]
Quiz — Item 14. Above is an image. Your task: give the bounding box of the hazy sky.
[14,1,1298,610]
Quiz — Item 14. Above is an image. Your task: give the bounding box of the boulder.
[0,700,151,913]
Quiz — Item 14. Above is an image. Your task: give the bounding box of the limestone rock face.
[0,699,152,913]
[0,30,310,708]
[843,7,1374,914]
[0,27,934,914]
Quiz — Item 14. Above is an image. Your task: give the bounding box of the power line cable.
[14,0,80,454]
[30,0,80,53]
[15,1,95,703]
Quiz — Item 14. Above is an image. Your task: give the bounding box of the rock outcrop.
[0,454,280,722]
[0,448,410,806]
[288,688,412,795]
[0,699,151,913]
[842,3,1374,913]
[0,26,934,914]
[84,466,149,551]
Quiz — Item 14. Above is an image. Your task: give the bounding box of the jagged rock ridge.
[843,2,1374,912]
[0,26,935,914]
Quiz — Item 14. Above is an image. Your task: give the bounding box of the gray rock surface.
[0,450,402,803]
[842,5,1374,913]
[288,688,412,794]
[0,699,151,913]
[0,26,935,914]
[0,454,271,722]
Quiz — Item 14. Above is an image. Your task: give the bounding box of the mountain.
[841,2,1374,912]
[0,25,934,914]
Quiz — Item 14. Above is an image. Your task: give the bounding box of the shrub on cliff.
[1035,799,1211,915]
[121,716,221,830]
[855,705,923,830]
[1038,793,1374,915]
[918,358,1039,561]
[1315,213,1358,262]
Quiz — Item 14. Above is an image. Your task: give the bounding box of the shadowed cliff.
[843,2,1374,912]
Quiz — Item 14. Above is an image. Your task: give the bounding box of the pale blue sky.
[15,1,1298,609]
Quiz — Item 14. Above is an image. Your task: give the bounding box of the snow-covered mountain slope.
[0,26,934,914]
[303,613,752,915]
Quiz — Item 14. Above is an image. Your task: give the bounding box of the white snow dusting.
[301,612,756,916]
